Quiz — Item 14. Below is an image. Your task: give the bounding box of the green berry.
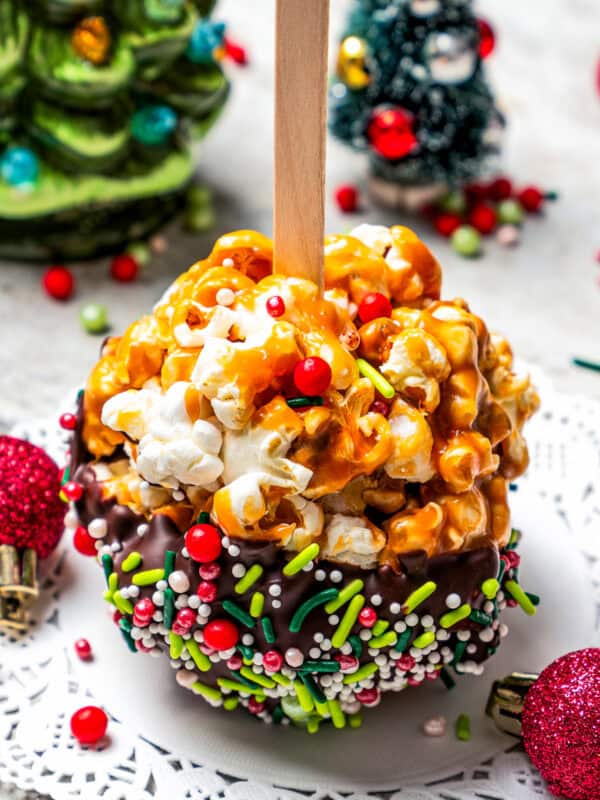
[80,303,109,334]
[439,190,467,216]
[451,225,481,258]
[497,199,525,225]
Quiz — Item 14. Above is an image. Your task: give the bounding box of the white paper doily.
[2,365,599,800]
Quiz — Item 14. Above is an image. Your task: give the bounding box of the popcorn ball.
[65,226,539,731]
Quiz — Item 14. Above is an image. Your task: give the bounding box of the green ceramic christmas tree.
[0,0,230,259]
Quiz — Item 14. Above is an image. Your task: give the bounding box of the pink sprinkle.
[135,640,152,653]
[200,643,215,655]
[199,562,221,580]
[505,550,521,568]
[358,606,377,628]
[227,655,243,671]
[407,675,424,687]
[112,610,123,624]
[425,670,440,681]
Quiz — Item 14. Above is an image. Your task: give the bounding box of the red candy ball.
[263,650,284,672]
[370,399,390,417]
[73,526,97,557]
[42,266,74,301]
[0,436,64,559]
[266,295,286,317]
[335,184,359,213]
[488,177,513,201]
[469,204,498,235]
[175,608,196,629]
[358,292,392,324]
[110,254,139,283]
[518,186,545,213]
[293,357,332,396]
[74,638,92,660]
[185,523,222,563]
[70,705,108,745]
[358,606,377,628]
[248,697,266,715]
[59,413,77,430]
[522,648,600,800]
[133,598,155,626]
[434,213,462,238]
[367,107,419,160]
[477,18,496,59]
[203,619,239,651]
[199,562,221,580]
[196,580,217,602]
[62,481,83,501]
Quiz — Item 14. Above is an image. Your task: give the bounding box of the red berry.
[110,254,139,283]
[488,177,513,201]
[196,580,217,602]
[434,213,462,238]
[62,481,83,501]
[199,562,221,580]
[224,36,248,65]
[266,295,286,317]
[293,356,332,396]
[42,266,74,301]
[59,413,77,430]
[468,204,497,235]
[203,619,239,651]
[370,399,390,417]
[185,523,222,563]
[477,18,496,59]
[74,638,92,660]
[73,526,97,556]
[70,705,108,745]
[358,606,377,628]
[335,184,359,213]
[518,186,544,213]
[263,650,284,672]
[175,608,196,629]
[357,292,393,324]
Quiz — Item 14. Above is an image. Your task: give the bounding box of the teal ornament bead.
[497,199,525,225]
[186,20,226,64]
[80,303,109,334]
[439,190,467,216]
[131,105,178,146]
[451,225,481,257]
[0,147,39,186]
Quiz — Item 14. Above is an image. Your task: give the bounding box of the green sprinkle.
[283,543,320,577]
[294,679,314,712]
[102,554,113,583]
[331,594,365,648]
[315,700,330,718]
[355,358,395,399]
[452,640,467,666]
[163,550,176,578]
[440,667,456,690]
[240,667,276,689]
[218,678,263,695]
[235,564,264,594]
[163,587,175,629]
[222,599,256,628]
[261,616,276,643]
[272,704,284,724]
[192,681,222,702]
[121,552,142,572]
[271,672,291,687]
[61,465,71,485]
[224,697,239,711]
[526,592,540,606]
[369,631,398,649]
[508,529,520,549]
[481,578,500,599]
[287,396,324,409]
[132,568,165,586]
[412,631,436,649]
[497,560,506,583]
[505,580,537,615]
[343,662,378,685]
[328,699,346,729]
[402,581,437,614]
[324,579,364,614]
[298,660,340,674]
[108,572,118,593]
[197,511,210,524]
[119,617,132,632]
[113,591,134,615]
[349,634,363,657]
[307,718,320,734]
[440,604,472,628]
[394,628,413,653]
[469,609,493,626]
[169,632,184,659]
[186,639,211,672]
[250,591,265,618]
[349,712,363,729]
[572,356,600,373]
[120,627,137,653]
[230,671,258,690]
[237,643,254,661]
[372,619,390,636]
[455,713,471,742]
[289,588,339,633]
[300,673,326,705]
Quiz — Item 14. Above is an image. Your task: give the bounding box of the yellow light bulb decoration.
[72,16,112,66]
[336,36,371,90]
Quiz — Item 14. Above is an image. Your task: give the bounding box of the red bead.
[468,204,498,235]
[370,399,390,417]
[224,36,248,65]
[263,650,284,672]
[199,562,221,580]
[62,481,83,501]
[464,182,489,202]
[203,619,239,651]
[42,266,74,301]
[434,213,462,238]
[477,18,496,59]
[112,609,122,624]
[70,706,108,745]
[518,186,544,213]
[335,654,359,673]
[185,523,222,563]
[335,184,359,213]
[355,687,380,705]
[110,254,139,283]
[73,526,97,557]
[367,106,419,160]
[488,177,513,201]
[395,654,415,671]
[133,598,155,625]
[505,550,521,568]
[74,638,92,660]
[196,581,217,602]
[425,669,440,681]
[358,606,377,628]
[407,675,423,687]
[59,413,77,430]
[357,292,393,324]
[266,295,286,317]
[248,697,265,714]
[293,356,332,396]
[175,608,196,629]
[226,655,243,670]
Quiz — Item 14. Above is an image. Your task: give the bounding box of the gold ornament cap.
[0,544,38,632]
[486,672,539,737]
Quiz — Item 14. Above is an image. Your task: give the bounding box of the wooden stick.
[274,0,330,289]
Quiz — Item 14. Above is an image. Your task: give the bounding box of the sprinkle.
[186,639,211,672]
[223,697,239,711]
[413,631,436,649]
[250,592,265,618]
[192,681,222,702]
[120,627,137,653]
[372,619,390,636]
[402,581,437,614]
[355,358,395,399]
[507,529,520,549]
[222,600,256,628]
[572,357,600,372]
[235,564,264,594]
[237,643,254,660]
[452,640,467,666]
[132,568,165,586]
[272,704,284,724]
[369,631,398,649]
[297,660,340,674]
[197,511,211,524]
[440,668,456,690]
[423,715,447,737]
[315,700,330,718]
[440,604,472,628]
[327,699,346,729]
[394,628,413,653]
[289,588,339,633]
[261,616,276,643]
[119,617,132,632]
[324,579,364,613]
[300,673,326,705]
[283,543,320,576]
[163,588,175,629]
[217,678,263,695]
[469,609,493,626]
[271,672,291,687]
[240,667,276,689]
[504,580,537,615]
[455,713,471,742]
[331,594,365,648]
[122,552,142,572]
[481,578,500,599]
[113,591,134,615]
[169,631,184,659]
[101,554,113,582]
[349,634,363,657]
[294,680,314,712]
[342,662,378,685]
[445,593,461,609]
[526,592,540,606]
[307,719,319,734]
[287,396,324,409]
[163,550,176,578]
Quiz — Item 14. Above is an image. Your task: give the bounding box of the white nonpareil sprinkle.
[88,518,107,539]
[330,570,343,583]
[137,523,149,537]
[228,544,241,557]
[371,594,383,606]
[389,602,401,614]
[241,634,254,646]
[421,614,434,627]
[271,599,282,609]
[405,613,419,627]
[445,593,461,609]
[216,287,235,306]
[422,716,447,737]
[231,563,246,579]
[268,584,282,597]
[315,569,326,581]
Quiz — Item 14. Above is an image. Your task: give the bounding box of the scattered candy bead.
[355,688,380,706]
[335,184,359,213]
[42,266,74,301]
[168,570,190,594]
[226,654,243,670]
[517,186,544,213]
[395,654,416,671]
[175,608,196,629]
[248,697,266,715]
[73,526,97,556]
[451,225,481,257]
[80,303,109,334]
[497,199,525,225]
[74,638,92,660]
[196,581,217,602]
[150,234,168,254]
[110,254,139,283]
[488,176,513,201]
[199,561,221,580]
[423,715,447,736]
[433,212,461,238]
[61,481,83,501]
[496,224,520,247]
[285,647,305,668]
[266,295,286,317]
[0,146,39,186]
[263,650,284,672]
[335,654,359,673]
[358,606,377,628]
[127,242,151,266]
[70,705,108,745]
[59,412,77,430]
[357,292,392,324]
[468,204,497,235]
[293,356,332,396]
[203,619,239,651]
[185,523,222,563]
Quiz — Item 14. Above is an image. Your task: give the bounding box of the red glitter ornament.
[266,295,286,317]
[434,213,462,238]
[293,357,332,395]
[110,254,139,283]
[73,526,97,556]
[185,523,222,563]
[0,436,64,559]
[469,204,497,235]
[358,292,392,324]
[335,184,359,213]
[203,619,239,651]
[367,107,419,161]
[42,266,74,301]
[518,186,545,213]
[74,638,93,660]
[477,18,496,59]
[521,649,600,800]
[70,705,108,745]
